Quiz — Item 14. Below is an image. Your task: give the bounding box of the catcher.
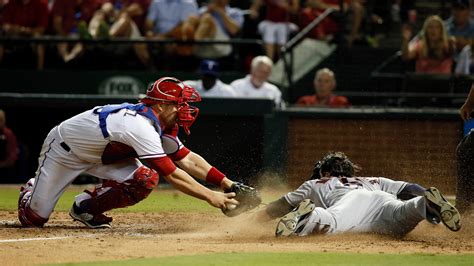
[256,151,461,237]
[18,77,261,229]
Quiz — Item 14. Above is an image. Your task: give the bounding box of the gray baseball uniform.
[284,177,428,236]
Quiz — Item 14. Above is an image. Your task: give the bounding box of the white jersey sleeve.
[284,179,329,208]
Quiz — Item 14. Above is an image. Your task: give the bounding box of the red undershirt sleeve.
[168,147,191,161]
[145,156,177,176]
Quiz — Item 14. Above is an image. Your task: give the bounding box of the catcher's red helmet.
[142,77,200,105]
[142,77,201,135]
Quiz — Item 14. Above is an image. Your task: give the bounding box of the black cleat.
[425,187,461,232]
[69,203,112,229]
[275,199,315,237]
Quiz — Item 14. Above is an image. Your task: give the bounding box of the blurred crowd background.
[0,0,471,189]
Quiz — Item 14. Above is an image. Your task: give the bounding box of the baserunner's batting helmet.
[310,151,360,179]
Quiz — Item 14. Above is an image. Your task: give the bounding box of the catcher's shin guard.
[18,179,48,227]
[77,166,159,215]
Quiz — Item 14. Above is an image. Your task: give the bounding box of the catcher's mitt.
[222,182,262,217]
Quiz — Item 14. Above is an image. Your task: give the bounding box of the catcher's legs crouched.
[18,178,49,227]
[70,166,158,228]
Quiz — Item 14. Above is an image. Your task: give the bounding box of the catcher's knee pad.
[18,181,48,227]
[78,166,158,215]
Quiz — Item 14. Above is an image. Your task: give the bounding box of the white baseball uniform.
[29,103,181,219]
[230,75,283,108]
[284,177,428,236]
[184,79,237,97]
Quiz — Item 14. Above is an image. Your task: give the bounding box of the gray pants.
[298,190,426,236]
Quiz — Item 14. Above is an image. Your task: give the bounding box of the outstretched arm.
[145,156,237,209]
[172,149,262,216]
[173,150,262,216]
[164,167,238,209]
[255,197,294,223]
[174,151,234,189]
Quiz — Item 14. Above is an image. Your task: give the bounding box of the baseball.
[226,203,237,210]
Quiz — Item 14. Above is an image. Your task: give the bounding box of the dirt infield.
[1,207,473,266]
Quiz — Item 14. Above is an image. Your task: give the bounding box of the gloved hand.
[222,182,262,217]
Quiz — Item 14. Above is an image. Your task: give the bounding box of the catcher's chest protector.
[95,103,163,139]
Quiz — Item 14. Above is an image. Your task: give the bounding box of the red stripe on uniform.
[145,157,177,176]
[168,147,191,161]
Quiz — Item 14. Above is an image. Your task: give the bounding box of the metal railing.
[0,35,264,71]
[0,35,264,46]
[368,47,473,107]
[279,8,337,90]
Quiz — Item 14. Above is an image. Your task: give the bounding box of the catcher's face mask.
[143,77,201,135]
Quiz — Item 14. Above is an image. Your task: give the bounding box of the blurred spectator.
[50,0,101,62]
[0,109,19,180]
[91,0,150,33]
[230,55,283,107]
[0,0,8,21]
[143,0,198,56]
[363,0,391,47]
[448,0,474,75]
[312,0,365,47]
[249,0,300,61]
[184,59,237,97]
[455,42,474,74]
[299,0,340,41]
[470,0,474,18]
[0,0,49,70]
[446,0,474,54]
[401,15,456,74]
[296,68,350,107]
[186,0,244,59]
[395,0,416,26]
[86,0,151,67]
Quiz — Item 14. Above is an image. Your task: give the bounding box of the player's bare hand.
[207,191,239,209]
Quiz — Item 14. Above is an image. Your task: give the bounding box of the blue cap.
[199,60,219,77]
